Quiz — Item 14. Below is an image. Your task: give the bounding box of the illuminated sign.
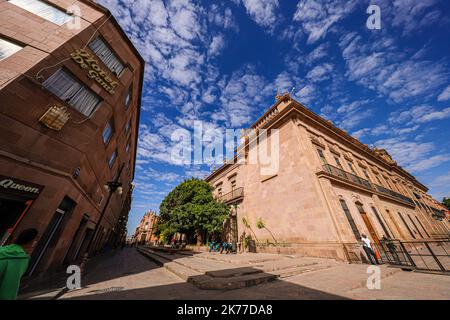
[70,49,118,94]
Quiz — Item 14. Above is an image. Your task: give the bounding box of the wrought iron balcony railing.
[321,164,415,206]
[218,187,244,204]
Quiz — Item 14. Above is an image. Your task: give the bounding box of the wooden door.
[361,213,380,244]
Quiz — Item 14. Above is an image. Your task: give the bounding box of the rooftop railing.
[322,164,415,207]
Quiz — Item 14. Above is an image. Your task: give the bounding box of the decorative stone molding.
[328,144,340,156]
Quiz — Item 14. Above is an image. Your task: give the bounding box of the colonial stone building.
[206,93,450,262]
[132,211,159,246]
[0,0,143,276]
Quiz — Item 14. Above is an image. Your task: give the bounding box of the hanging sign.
[70,49,118,94]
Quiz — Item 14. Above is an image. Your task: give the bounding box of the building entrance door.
[360,213,380,244]
[355,202,380,244]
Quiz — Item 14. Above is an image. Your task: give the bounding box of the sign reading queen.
[70,49,118,95]
[0,179,40,194]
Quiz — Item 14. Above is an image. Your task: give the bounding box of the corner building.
[0,0,144,276]
[206,94,450,262]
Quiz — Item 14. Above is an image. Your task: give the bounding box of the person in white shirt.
[361,234,379,265]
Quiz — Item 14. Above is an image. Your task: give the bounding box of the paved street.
[50,248,450,300]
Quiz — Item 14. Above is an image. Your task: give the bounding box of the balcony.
[320,164,416,207]
[218,187,244,204]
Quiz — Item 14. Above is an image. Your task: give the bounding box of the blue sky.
[98,0,450,235]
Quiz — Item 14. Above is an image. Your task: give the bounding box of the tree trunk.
[196,229,203,246]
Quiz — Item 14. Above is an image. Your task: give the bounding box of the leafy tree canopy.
[443,197,450,210]
[157,178,229,244]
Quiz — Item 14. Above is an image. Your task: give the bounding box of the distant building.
[133,211,159,245]
[206,93,450,262]
[0,0,144,277]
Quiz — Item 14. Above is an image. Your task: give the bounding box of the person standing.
[0,228,38,300]
[361,234,379,265]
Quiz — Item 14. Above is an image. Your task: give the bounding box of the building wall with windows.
[132,211,159,246]
[206,93,450,262]
[0,0,144,276]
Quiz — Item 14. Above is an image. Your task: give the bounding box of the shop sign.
[0,176,42,195]
[70,49,118,95]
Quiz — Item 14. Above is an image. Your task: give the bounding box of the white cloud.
[293,0,358,44]
[235,0,279,28]
[388,105,450,125]
[339,33,449,102]
[208,35,226,57]
[437,85,450,101]
[375,137,450,173]
[306,63,333,82]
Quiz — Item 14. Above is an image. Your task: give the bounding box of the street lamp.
[80,163,125,273]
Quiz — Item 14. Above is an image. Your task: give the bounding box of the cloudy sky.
[98,0,450,235]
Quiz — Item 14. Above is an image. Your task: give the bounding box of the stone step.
[137,247,170,266]
[205,267,263,278]
[191,271,278,290]
[273,264,335,279]
[256,260,319,273]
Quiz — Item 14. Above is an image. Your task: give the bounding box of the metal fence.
[374,239,450,273]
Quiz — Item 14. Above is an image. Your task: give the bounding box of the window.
[217,187,222,197]
[362,169,371,182]
[124,119,131,135]
[407,214,424,238]
[397,212,415,239]
[125,87,132,109]
[371,206,392,238]
[374,174,383,185]
[339,199,361,240]
[231,180,236,191]
[348,162,357,175]
[108,150,117,168]
[9,0,73,25]
[102,120,114,144]
[415,216,430,238]
[43,69,101,117]
[317,148,327,164]
[125,139,131,153]
[334,157,343,169]
[0,38,23,61]
[88,37,125,76]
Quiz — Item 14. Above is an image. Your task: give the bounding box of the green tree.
[158,178,229,245]
[443,197,450,210]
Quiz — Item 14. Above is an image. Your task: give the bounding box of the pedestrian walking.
[361,234,379,265]
[0,228,38,300]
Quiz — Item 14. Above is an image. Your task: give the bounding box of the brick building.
[0,0,144,277]
[132,211,159,246]
[206,93,450,262]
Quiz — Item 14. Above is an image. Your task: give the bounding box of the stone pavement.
[22,248,450,300]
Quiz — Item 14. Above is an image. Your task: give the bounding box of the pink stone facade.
[206,94,450,262]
